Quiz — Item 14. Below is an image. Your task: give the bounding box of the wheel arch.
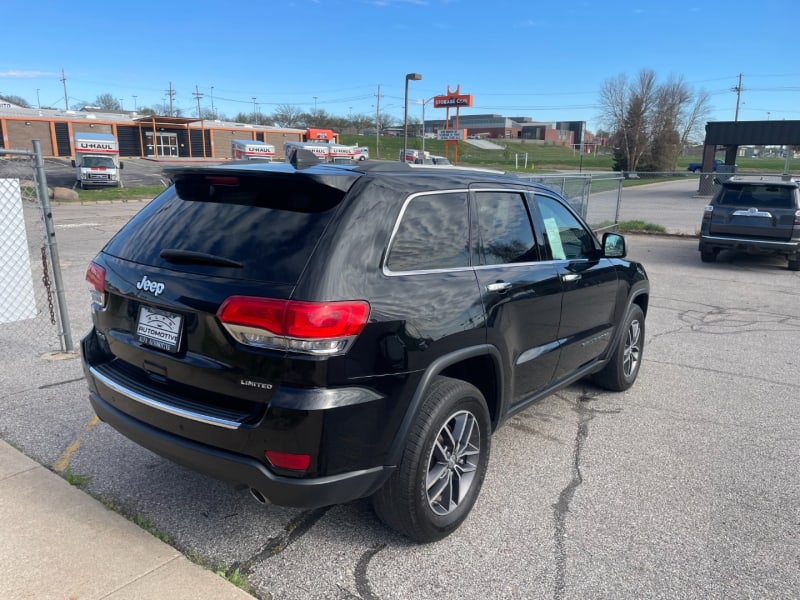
[385,345,503,466]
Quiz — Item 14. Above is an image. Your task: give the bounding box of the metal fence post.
[31,139,74,352]
[614,177,623,225]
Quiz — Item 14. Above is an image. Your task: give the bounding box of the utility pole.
[60,69,68,110]
[132,95,137,111]
[193,85,204,118]
[210,86,215,117]
[165,81,176,116]
[36,89,41,109]
[375,84,382,158]
[733,73,743,122]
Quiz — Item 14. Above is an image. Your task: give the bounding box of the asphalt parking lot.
[39,156,180,189]
[1,179,798,599]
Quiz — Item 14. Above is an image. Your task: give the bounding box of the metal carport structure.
[699,120,800,194]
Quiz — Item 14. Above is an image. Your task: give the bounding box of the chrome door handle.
[486,282,512,292]
[562,273,581,282]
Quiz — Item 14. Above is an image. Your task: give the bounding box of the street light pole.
[403,73,422,161]
[420,97,433,155]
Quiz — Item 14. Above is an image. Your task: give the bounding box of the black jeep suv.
[82,159,649,542]
[699,175,800,271]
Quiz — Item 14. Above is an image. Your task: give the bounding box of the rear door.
[709,183,797,241]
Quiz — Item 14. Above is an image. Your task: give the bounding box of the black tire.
[700,248,717,263]
[371,376,491,543]
[593,304,645,392]
[788,258,800,272]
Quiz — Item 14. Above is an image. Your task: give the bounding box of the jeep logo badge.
[136,275,165,296]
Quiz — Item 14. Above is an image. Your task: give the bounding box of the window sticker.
[543,217,565,260]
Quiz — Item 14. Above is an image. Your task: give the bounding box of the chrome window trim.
[382,185,545,277]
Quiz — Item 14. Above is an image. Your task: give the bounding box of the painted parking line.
[54,415,100,474]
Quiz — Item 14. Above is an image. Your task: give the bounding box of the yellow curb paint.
[54,415,100,473]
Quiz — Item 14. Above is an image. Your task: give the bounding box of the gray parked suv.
[699,175,800,271]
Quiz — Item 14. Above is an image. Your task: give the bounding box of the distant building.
[423,113,594,148]
[0,105,305,159]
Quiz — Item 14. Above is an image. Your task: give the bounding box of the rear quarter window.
[386,192,469,272]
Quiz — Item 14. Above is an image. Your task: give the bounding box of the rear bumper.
[700,234,800,255]
[88,389,392,508]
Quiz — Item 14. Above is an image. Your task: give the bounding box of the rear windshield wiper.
[159,249,244,268]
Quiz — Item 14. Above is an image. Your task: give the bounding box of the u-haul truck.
[284,141,358,164]
[72,132,122,188]
[231,139,276,161]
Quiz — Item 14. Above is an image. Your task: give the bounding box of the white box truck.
[284,141,358,164]
[231,139,276,161]
[72,132,122,188]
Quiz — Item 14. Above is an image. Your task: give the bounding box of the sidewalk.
[0,440,252,600]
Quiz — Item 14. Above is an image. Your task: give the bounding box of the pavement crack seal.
[53,415,100,474]
[552,390,596,600]
[354,543,387,600]
[225,506,331,577]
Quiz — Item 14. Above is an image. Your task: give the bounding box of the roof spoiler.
[290,148,322,170]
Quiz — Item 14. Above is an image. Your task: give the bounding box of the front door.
[534,194,618,381]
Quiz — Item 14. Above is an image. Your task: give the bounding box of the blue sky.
[2,0,798,135]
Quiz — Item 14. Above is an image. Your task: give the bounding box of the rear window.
[102,173,346,283]
[718,184,796,209]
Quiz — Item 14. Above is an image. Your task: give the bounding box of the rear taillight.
[794,210,800,226]
[217,297,370,355]
[702,205,714,220]
[85,261,106,307]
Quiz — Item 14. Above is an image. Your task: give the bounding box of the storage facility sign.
[437,129,467,141]
[433,94,473,108]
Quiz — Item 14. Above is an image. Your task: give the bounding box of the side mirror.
[602,232,626,258]
[119,162,124,170]
[71,159,76,168]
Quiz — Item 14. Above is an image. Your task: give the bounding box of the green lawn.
[339,134,798,175]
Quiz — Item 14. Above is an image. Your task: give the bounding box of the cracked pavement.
[1,181,798,599]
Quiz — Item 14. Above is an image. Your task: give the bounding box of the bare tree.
[600,69,709,171]
[350,113,373,135]
[679,89,712,146]
[271,103,304,128]
[0,94,31,108]
[95,93,122,111]
[648,75,691,169]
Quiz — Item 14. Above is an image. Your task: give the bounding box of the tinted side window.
[536,195,597,260]
[386,192,469,272]
[473,191,537,265]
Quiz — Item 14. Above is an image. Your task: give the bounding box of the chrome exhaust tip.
[249,487,268,505]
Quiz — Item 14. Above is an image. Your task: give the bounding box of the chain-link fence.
[0,142,72,355]
[518,173,624,231]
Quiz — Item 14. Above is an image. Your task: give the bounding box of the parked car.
[82,159,650,542]
[687,159,724,173]
[698,175,800,271]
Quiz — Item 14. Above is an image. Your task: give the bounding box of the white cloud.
[0,70,57,79]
